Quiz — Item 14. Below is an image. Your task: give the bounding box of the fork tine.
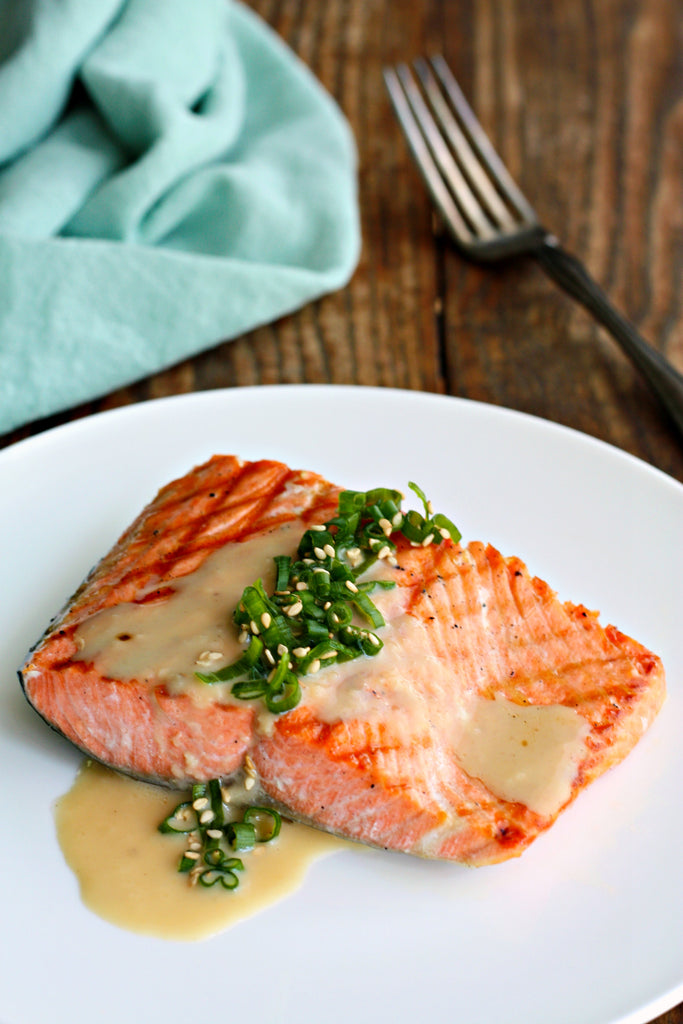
[429,56,538,226]
[413,58,518,233]
[394,64,497,241]
[383,66,474,246]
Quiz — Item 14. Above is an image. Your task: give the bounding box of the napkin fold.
[0,0,360,435]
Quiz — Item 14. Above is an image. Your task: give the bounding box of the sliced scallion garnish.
[196,483,460,713]
[159,791,281,892]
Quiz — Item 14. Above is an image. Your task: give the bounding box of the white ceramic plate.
[1,386,681,1024]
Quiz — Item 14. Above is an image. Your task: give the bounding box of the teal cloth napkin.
[0,0,360,435]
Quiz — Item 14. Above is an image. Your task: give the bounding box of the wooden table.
[2,2,681,1021]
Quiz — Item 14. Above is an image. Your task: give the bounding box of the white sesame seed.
[346,547,363,567]
[369,633,382,646]
[265,649,275,665]
[199,809,215,825]
[392,512,404,528]
[378,545,391,559]
[313,546,326,560]
[323,544,336,558]
[422,533,434,547]
[427,501,434,515]
[244,754,256,775]
[238,630,248,644]
[293,646,310,658]
[379,517,392,536]
[286,601,303,617]
[221,787,231,803]
[323,601,332,610]
[296,581,308,590]
[196,650,223,666]
[439,527,451,539]
[206,829,223,839]
[188,841,202,851]
[184,850,200,860]
[250,620,260,634]
[302,558,314,565]
[308,659,321,674]
[261,612,272,629]
[310,524,326,532]
[277,643,289,656]
[192,797,209,811]
[320,651,337,660]
[244,776,256,791]
[345,580,359,593]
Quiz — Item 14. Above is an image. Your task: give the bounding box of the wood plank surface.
[2,3,681,1019]
[4,0,683,489]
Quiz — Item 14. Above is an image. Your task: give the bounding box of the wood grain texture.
[3,0,682,487]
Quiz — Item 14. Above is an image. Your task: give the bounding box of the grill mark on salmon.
[18,456,666,864]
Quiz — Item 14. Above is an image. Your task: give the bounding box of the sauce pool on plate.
[55,760,346,941]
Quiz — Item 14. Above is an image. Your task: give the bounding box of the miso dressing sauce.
[56,761,346,941]
[454,695,590,817]
[73,523,301,699]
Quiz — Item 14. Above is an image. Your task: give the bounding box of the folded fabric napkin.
[0,0,360,435]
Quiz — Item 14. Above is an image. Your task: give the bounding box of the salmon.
[19,455,666,865]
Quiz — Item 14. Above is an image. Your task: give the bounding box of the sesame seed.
[378,545,391,559]
[296,581,308,590]
[368,633,381,646]
[427,501,434,515]
[286,601,303,617]
[320,651,337,660]
[293,646,310,658]
[439,527,451,539]
[188,841,202,851]
[206,829,223,840]
[238,630,248,643]
[244,754,256,775]
[323,544,336,558]
[199,809,215,825]
[379,517,392,536]
[221,787,231,803]
[184,850,200,861]
[302,558,314,565]
[345,580,359,593]
[250,620,260,634]
[192,797,209,811]
[323,601,332,610]
[265,649,275,665]
[310,524,326,532]
[277,643,288,656]
[313,546,326,560]
[346,547,363,567]
[196,650,223,665]
[308,659,321,674]
[261,612,272,629]
[244,776,256,791]
[422,533,434,546]
[392,512,404,528]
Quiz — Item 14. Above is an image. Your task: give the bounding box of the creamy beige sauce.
[56,761,346,941]
[73,524,300,703]
[454,695,590,817]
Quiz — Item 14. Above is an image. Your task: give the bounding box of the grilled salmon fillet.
[19,455,666,865]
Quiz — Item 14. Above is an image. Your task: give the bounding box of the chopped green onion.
[243,806,282,842]
[196,482,460,716]
[225,821,257,851]
[159,792,281,893]
[158,801,197,834]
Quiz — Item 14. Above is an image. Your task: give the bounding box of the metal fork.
[384,56,683,439]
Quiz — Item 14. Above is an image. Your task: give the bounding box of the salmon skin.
[19,455,666,865]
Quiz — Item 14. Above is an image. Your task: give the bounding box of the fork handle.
[534,237,683,439]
